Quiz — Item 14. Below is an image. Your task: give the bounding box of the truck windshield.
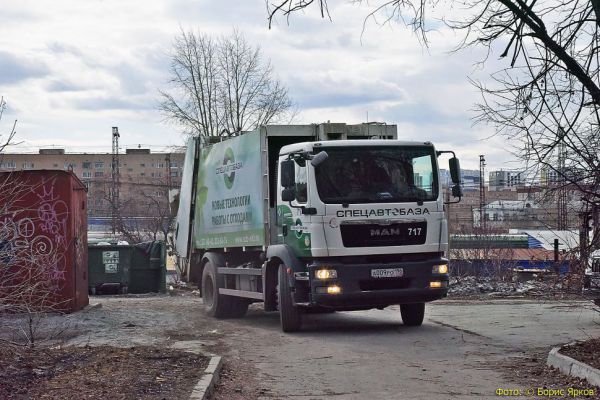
[314,146,438,204]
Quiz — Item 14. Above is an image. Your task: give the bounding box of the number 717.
[408,227,422,236]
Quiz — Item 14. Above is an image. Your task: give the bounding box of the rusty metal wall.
[0,170,89,313]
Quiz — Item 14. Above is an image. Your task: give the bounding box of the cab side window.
[295,163,307,203]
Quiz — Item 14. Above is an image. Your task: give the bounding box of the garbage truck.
[585,250,600,306]
[173,123,462,331]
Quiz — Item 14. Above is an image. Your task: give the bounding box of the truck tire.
[400,303,425,326]
[277,264,302,332]
[202,261,248,318]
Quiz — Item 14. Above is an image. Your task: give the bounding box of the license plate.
[371,268,404,278]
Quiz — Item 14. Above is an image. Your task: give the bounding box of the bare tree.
[0,101,79,348]
[0,97,18,154]
[160,30,293,137]
[105,182,174,244]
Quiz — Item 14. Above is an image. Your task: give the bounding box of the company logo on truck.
[370,228,402,237]
[290,218,304,238]
[336,208,430,218]
[215,147,243,189]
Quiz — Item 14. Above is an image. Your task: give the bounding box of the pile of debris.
[448,275,563,297]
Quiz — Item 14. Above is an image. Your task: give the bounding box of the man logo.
[370,228,401,237]
[223,148,235,189]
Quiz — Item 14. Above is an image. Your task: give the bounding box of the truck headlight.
[432,265,448,274]
[327,285,341,294]
[430,281,448,288]
[315,269,337,280]
[316,285,342,294]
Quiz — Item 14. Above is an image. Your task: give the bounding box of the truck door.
[277,157,328,258]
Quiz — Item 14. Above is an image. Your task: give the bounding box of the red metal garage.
[0,170,88,313]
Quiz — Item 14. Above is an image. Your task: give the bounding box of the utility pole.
[479,155,486,231]
[111,127,120,235]
[557,142,568,230]
[165,153,172,190]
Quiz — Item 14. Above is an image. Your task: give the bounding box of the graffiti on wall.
[0,176,71,296]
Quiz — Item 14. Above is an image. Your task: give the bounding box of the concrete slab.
[547,346,600,387]
[189,356,223,400]
[428,299,600,351]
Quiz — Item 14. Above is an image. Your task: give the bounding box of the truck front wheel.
[277,264,302,332]
[400,303,425,326]
[202,261,248,318]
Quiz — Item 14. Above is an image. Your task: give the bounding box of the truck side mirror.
[449,157,461,184]
[281,187,296,202]
[452,184,462,198]
[310,151,329,167]
[281,159,295,188]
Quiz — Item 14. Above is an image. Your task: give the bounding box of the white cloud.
[0,0,519,170]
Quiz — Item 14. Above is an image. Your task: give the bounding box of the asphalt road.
[212,299,600,399]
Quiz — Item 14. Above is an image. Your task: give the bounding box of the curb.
[189,355,223,400]
[547,345,600,387]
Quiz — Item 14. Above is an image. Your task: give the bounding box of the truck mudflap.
[299,259,448,311]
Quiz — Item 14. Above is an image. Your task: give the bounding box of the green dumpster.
[88,245,132,294]
[129,241,167,294]
[88,241,166,295]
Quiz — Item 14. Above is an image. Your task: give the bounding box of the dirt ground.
[560,339,600,370]
[501,351,600,399]
[0,290,598,399]
[0,345,208,400]
[0,292,229,400]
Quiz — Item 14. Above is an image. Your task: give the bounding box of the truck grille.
[359,278,411,291]
[340,222,427,247]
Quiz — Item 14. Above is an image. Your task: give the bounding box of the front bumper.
[296,258,448,310]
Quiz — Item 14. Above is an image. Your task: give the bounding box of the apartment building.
[489,169,524,191]
[0,148,185,219]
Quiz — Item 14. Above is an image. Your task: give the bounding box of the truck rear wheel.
[400,303,425,326]
[277,264,302,332]
[202,261,248,318]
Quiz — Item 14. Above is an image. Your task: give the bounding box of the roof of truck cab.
[279,140,435,155]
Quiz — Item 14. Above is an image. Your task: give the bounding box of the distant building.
[445,189,519,233]
[0,148,185,231]
[472,198,581,230]
[540,167,561,186]
[473,200,536,228]
[439,168,481,192]
[540,165,587,186]
[489,169,524,191]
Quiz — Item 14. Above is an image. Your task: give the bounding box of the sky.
[0,0,522,170]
